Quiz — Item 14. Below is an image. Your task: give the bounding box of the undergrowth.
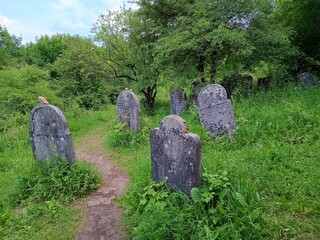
[121,170,267,239]
[0,109,105,239]
[18,157,101,204]
[0,156,100,239]
[107,84,320,239]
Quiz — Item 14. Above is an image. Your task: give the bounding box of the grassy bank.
[106,85,320,239]
[0,109,108,239]
[1,83,319,239]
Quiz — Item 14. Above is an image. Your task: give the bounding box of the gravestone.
[297,72,317,87]
[198,84,236,136]
[151,115,201,195]
[30,100,75,163]
[117,89,140,132]
[170,89,187,114]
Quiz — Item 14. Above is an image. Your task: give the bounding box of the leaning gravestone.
[30,97,75,163]
[117,89,140,132]
[170,89,187,114]
[198,84,236,137]
[297,72,317,87]
[151,115,201,195]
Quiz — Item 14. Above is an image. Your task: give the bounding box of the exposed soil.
[75,129,128,240]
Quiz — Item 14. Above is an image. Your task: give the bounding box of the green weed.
[18,156,101,204]
[107,122,149,148]
[121,170,267,239]
[108,85,320,239]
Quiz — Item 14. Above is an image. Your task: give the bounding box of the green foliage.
[0,200,81,239]
[107,122,148,148]
[0,105,108,239]
[108,85,320,239]
[18,157,101,204]
[121,170,266,239]
[0,65,63,131]
[275,0,320,61]
[53,36,111,109]
[25,34,70,67]
[0,25,23,67]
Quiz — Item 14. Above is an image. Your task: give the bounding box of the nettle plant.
[121,168,266,239]
[18,156,101,204]
[107,122,149,148]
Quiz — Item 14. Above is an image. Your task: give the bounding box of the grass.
[106,84,320,239]
[0,108,107,239]
[1,83,320,239]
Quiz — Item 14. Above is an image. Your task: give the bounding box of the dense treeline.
[1,0,319,122]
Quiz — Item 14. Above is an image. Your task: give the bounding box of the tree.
[53,36,111,109]
[0,25,23,67]
[150,0,297,89]
[92,7,161,109]
[275,0,320,71]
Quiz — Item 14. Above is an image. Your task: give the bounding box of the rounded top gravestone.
[197,84,236,137]
[116,89,140,132]
[297,72,317,87]
[198,84,228,109]
[30,104,75,163]
[151,115,202,196]
[160,114,188,135]
[170,89,187,115]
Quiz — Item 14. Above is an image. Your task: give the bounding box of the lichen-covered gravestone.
[297,72,317,87]
[151,115,201,195]
[170,89,187,114]
[117,89,140,132]
[198,84,236,136]
[30,97,75,163]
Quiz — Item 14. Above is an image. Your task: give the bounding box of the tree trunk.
[198,54,205,83]
[141,84,157,109]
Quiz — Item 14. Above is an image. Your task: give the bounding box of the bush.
[121,170,268,239]
[107,123,148,148]
[18,157,101,204]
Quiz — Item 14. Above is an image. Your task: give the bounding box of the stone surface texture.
[198,84,236,136]
[170,89,187,114]
[151,115,201,195]
[116,89,140,131]
[297,72,317,87]
[30,104,75,163]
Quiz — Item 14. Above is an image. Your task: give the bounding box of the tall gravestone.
[170,89,187,114]
[297,72,317,87]
[198,84,236,137]
[117,89,140,132]
[151,115,201,195]
[30,98,75,163]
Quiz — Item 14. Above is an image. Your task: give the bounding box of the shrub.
[18,157,101,204]
[121,170,268,239]
[107,122,148,148]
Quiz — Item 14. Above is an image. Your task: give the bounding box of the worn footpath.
[75,130,128,240]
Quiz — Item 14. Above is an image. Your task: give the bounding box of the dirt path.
[75,129,128,240]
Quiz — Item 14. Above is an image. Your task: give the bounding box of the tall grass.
[107,84,320,239]
[0,108,107,239]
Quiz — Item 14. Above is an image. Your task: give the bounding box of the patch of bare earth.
[75,130,128,240]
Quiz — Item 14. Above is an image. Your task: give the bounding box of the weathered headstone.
[198,84,236,136]
[297,72,317,87]
[30,98,75,163]
[151,115,201,195]
[170,89,187,114]
[117,89,140,132]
